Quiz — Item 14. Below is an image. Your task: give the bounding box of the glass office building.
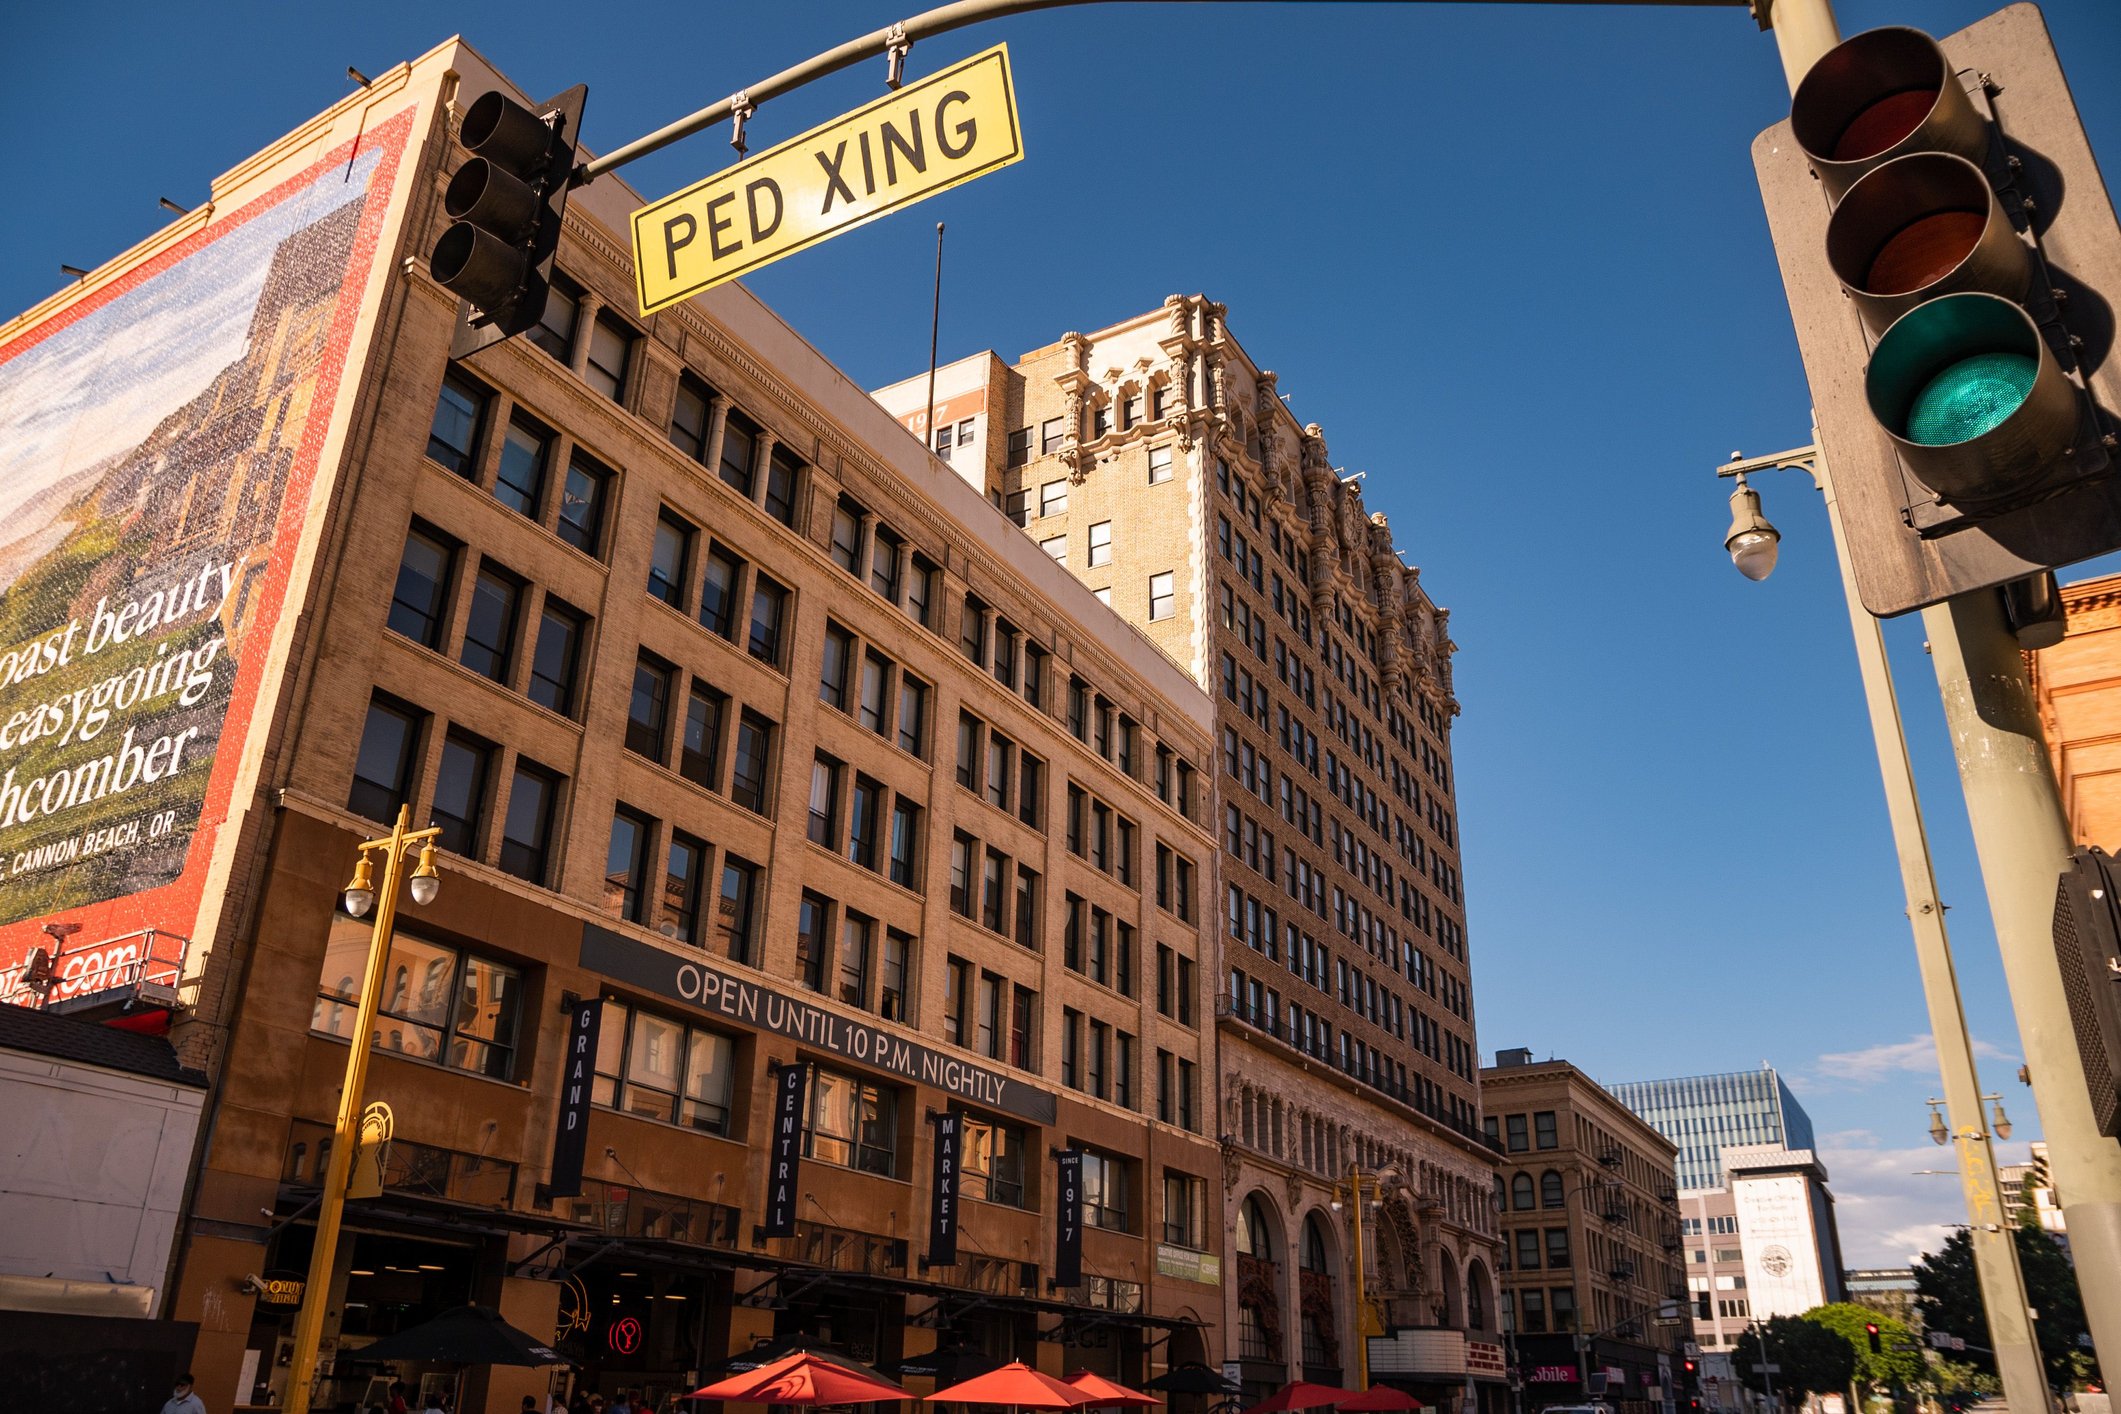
[1606,1066,1816,1192]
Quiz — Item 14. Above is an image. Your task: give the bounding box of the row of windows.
[1502,1227,1572,1271]
[823,623,932,759]
[390,522,590,717]
[796,889,917,1021]
[626,654,778,813]
[949,829,1041,948]
[1490,1111,1563,1153]
[1499,1288,1579,1336]
[807,753,923,887]
[1003,390,1174,468]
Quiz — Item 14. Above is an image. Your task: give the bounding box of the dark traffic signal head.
[432,84,587,358]
[1753,4,2121,617]
[1867,1322,1883,1354]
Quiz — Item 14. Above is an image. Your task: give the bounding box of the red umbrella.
[1064,1373,1162,1409]
[928,1361,1096,1408]
[1243,1383,1364,1414]
[694,1351,913,1404]
[1338,1391,1422,1413]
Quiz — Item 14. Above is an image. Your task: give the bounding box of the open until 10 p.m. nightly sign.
[629,45,1023,315]
[579,924,1057,1124]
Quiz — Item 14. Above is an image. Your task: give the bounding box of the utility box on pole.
[1752,4,2121,617]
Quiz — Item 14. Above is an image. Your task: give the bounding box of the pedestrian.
[522,1397,542,1414]
[607,1390,634,1414]
[160,1373,207,1414]
[389,1380,412,1414]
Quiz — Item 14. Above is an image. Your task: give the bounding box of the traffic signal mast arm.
[572,0,1749,188]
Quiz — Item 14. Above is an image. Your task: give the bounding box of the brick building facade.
[0,42,1226,1413]
[876,302,1501,1414]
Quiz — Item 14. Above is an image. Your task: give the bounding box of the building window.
[898,675,930,758]
[1040,479,1068,517]
[1080,1149,1133,1233]
[349,696,423,823]
[593,1004,735,1134]
[880,930,914,1022]
[1004,489,1029,526]
[700,544,744,639]
[1512,1173,1536,1211]
[1148,572,1175,621]
[1088,521,1112,568]
[527,598,586,717]
[430,731,492,858]
[585,314,635,401]
[796,892,831,992]
[1147,445,1173,484]
[680,684,726,789]
[748,574,790,666]
[1535,1111,1559,1149]
[669,374,713,461]
[605,807,652,922]
[805,1067,900,1176]
[859,652,891,735]
[426,372,487,476]
[830,498,865,573]
[1040,417,1065,455]
[839,911,875,1007]
[498,759,561,885]
[664,832,707,945]
[820,622,853,711]
[458,563,522,683]
[387,525,455,649]
[807,756,842,847]
[313,921,521,1080]
[1162,1170,1205,1249]
[888,799,921,887]
[1542,1171,1565,1208]
[906,555,939,629]
[1506,1114,1529,1152]
[731,711,775,814]
[1550,1287,1577,1333]
[1545,1228,1570,1267]
[765,445,803,527]
[871,527,903,600]
[720,410,760,497]
[848,775,882,870]
[1040,534,1067,564]
[1514,1230,1541,1270]
[627,654,674,763]
[494,417,551,518]
[648,510,695,608]
[557,450,611,555]
[1520,1288,1547,1334]
[962,1115,1028,1207]
[944,957,971,1046]
[1006,427,1031,466]
[717,855,762,964]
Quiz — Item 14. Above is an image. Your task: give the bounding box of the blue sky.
[8,0,2121,1266]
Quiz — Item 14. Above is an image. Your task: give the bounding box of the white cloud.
[1814,1128,2032,1267]
[1805,1034,2015,1090]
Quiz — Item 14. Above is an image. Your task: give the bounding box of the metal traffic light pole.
[1718,439,2050,1414]
[1754,0,2121,1375]
[1921,586,2121,1365]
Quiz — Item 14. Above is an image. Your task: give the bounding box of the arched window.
[1512,1173,1535,1211]
[1239,1196,1278,1260]
[1301,1216,1332,1274]
[1542,1170,1565,1208]
[1467,1265,1489,1331]
[1492,1174,1507,1213]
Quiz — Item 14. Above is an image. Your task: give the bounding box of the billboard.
[0,111,412,996]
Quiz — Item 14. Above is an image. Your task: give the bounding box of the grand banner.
[0,111,411,992]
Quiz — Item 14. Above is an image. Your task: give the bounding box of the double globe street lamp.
[284,805,444,1414]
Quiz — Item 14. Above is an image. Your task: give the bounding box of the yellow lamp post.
[1330,1166,1404,1391]
[283,805,442,1414]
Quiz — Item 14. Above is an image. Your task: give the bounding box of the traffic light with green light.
[1754,4,2121,617]
[432,85,587,360]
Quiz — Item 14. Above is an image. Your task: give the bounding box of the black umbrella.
[355,1305,568,1367]
[1142,1365,1241,1397]
[895,1341,1001,1386]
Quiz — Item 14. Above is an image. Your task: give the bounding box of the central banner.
[630,45,1022,314]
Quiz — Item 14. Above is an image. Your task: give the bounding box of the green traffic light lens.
[1905,352,2038,445]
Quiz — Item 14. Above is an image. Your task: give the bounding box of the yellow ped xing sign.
[631,45,1023,315]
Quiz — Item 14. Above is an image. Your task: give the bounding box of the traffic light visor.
[1867,292,2078,502]
[1792,27,1990,197]
[460,91,558,172]
[1826,153,2030,335]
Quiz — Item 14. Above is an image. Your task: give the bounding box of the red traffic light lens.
[1868,211,1989,295]
[1836,87,1939,160]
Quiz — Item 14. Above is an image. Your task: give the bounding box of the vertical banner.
[928,1110,962,1266]
[1053,1148,1083,1288]
[549,998,603,1198]
[764,1063,810,1238]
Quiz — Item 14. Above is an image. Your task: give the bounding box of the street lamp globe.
[1724,475,1782,582]
[341,854,376,919]
[408,841,441,906]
